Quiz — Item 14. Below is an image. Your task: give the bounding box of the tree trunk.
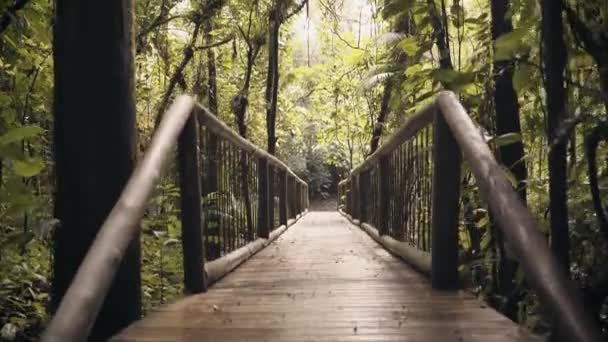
[426,0,453,72]
[265,7,280,155]
[369,80,393,154]
[201,9,221,260]
[232,45,259,242]
[205,19,218,115]
[542,0,570,273]
[52,1,141,340]
[490,0,527,319]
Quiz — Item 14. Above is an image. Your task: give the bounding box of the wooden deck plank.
[114,212,537,342]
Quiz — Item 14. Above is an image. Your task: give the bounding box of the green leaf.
[0,126,44,146]
[492,133,522,147]
[512,63,535,93]
[0,232,35,250]
[398,37,419,56]
[382,0,415,19]
[481,231,492,251]
[494,28,530,61]
[13,158,45,177]
[431,69,476,89]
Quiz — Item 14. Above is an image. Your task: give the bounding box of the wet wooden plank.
[113,212,538,342]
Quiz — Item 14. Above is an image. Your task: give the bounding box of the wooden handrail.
[42,96,308,341]
[342,91,602,342]
[196,104,307,186]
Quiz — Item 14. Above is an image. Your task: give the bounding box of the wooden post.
[346,181,351,215]
[359,171,368,223]
[288,177,295,219]
[352,175,360,220]
[296,183,301,214]
[268,166,276,229]
[257,158,270,239]
[378,157,390,235]
[279,170,288,226]
[431,109,462,290]
[177,112,206,294]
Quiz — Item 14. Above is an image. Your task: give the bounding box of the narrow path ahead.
[114,212,536,341]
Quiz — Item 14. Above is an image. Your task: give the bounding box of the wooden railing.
[42,96,309,341]
[339,91,602,342]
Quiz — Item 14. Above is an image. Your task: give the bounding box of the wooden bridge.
[41,92,602,341]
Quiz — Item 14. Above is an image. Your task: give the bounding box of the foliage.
[1,0,608,339]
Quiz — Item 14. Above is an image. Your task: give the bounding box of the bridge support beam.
[431,109,462,290]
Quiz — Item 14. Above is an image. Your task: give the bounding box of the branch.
[154,0,226,128]
[331,27,366,51]
[563,4,603,61]
[137,14,186,41]
[283,0,309,22]
[194,35,234,51]
[0,0,31,35]
[548,113,593,150]
[585,121,608,242]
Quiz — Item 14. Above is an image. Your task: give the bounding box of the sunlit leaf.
[13,158,45,178]
[0,126,44,146]
[492,133,522,147]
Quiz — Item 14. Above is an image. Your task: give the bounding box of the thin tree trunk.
[265,7,280,155]
[52,0,140,340]
[369,80,393,154]
[426,0,453,72]
[205,20,218,115]
[233,46,260,241]
[202,15,221,260]
[490,0,527,319]
[542,0,570,273]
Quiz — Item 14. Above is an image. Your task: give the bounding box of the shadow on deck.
[113,212,536,342]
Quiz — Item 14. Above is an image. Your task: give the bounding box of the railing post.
[352,174,360,221]
[296,182,301,214]
[177,112,206,293]
[431,109,462,290]
[279,170,288,226]
[359,171,368,224]
[378,157,390,235]
[288,178,295,219]
[257,157,270,239]
[268,166,276,229]
[346,180,352,215]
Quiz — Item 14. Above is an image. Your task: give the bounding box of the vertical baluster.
[431,109,462,290]
[177,111,206,293]
[269,166,276,230]
[257,157,270,239]
[352,174,359,221]
[400,146,405,240]
[415,134,421,249]
[221,140,227,255]
[378,156,390,236]
[359,171,368,224]
[425,127,432,252]
[252,155,259,237]
[279,170,288,226]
